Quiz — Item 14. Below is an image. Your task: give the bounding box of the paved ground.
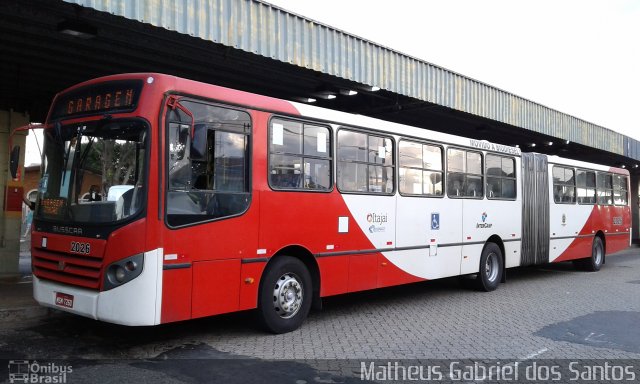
[1,247,639,383]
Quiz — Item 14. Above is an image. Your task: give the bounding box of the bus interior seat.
[503,182,515,199]
[271,173,301,189]
[207,193,248,217]
[120,188,134,216]
[313,165,330,189]
[451,180,462,196]
[466,181,479,197]
[564,188,575,203]
[110,187,135,220]
[193,174,208,190]
[167,192,204,215]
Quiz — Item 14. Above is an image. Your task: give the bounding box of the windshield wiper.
[73,136,95,204]
[61,139,73,184]
[78,137,95,169]
[69,126,89,205]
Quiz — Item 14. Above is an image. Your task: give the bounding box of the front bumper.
[33,249,163,326]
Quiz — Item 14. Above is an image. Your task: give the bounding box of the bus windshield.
[35,119,148,224]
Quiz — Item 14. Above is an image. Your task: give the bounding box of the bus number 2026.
[70,241,90,255]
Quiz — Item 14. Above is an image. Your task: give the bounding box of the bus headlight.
[104,254,144,290]
[115,266,126,282]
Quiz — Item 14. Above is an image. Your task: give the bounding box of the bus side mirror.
[24,191,36,211]
[9,145,20,179]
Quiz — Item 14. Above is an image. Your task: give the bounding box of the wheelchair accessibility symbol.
[431,213,440,230]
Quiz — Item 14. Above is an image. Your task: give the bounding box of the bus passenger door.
[394,195,463,281]
[394,143,462,281]
[340,195,397,290]
[160,101,255,323]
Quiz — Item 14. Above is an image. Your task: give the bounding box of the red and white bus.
[31,73,631,333]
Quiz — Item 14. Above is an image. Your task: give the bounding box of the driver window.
[166,100,251,227]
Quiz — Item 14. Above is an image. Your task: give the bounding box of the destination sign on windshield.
[50,80,143,120]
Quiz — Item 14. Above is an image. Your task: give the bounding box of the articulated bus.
[31,73,631,333]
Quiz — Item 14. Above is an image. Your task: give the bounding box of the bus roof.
[49,73,628,175]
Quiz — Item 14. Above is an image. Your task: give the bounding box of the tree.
[80,138,138,196]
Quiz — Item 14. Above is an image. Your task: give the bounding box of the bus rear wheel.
[258,256,312,334]
[476,243,503,292]
[573,236,604,272]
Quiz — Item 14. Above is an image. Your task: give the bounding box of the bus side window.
[168,122,191,189]
[552,166,576,204]
[596,172,613,205]
[337,129,394,194]
[269,119,332,191]
[486,154,516,200]
[398,140,443,197]
[613,174,628,205]
[447,148,482,198]
[576,170,596,205]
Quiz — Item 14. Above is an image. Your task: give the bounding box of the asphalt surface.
[1,247,640,383]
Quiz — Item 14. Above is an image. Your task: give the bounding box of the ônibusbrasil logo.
[7,360,72,383]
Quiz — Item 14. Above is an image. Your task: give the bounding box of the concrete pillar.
[0,109,30,275]
[631,174,639,244]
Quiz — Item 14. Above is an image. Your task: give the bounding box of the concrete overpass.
[1,0,639,274]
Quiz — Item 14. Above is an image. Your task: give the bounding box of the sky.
[266,0,640,138]
[24,0,640,165]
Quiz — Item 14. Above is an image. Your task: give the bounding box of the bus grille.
[32,248,102,290]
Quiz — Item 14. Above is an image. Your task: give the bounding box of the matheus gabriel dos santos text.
[360,361,637,382]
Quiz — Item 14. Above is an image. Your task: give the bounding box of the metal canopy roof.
[1,0,639,169]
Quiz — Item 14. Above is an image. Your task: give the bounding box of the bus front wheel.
[476,243,503,292]
[258,256,312,334]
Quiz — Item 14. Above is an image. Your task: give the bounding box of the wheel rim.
[594,242,603,265]
[485,252,499,282]
[272,273,303,319]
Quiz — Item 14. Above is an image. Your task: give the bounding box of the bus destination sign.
[50,80,143,120]
[41,198,66,217]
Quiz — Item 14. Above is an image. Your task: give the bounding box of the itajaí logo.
[366,213,387,224]
[477,212,492,228]
[367,213,387,233]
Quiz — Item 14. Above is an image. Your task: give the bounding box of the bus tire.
[576,236,604,272]
[476,243,503,292]
[257,256,312,334]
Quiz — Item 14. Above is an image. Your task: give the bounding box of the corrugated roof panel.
[65,0,628,156]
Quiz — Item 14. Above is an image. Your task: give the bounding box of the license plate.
[55,292,74,308]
